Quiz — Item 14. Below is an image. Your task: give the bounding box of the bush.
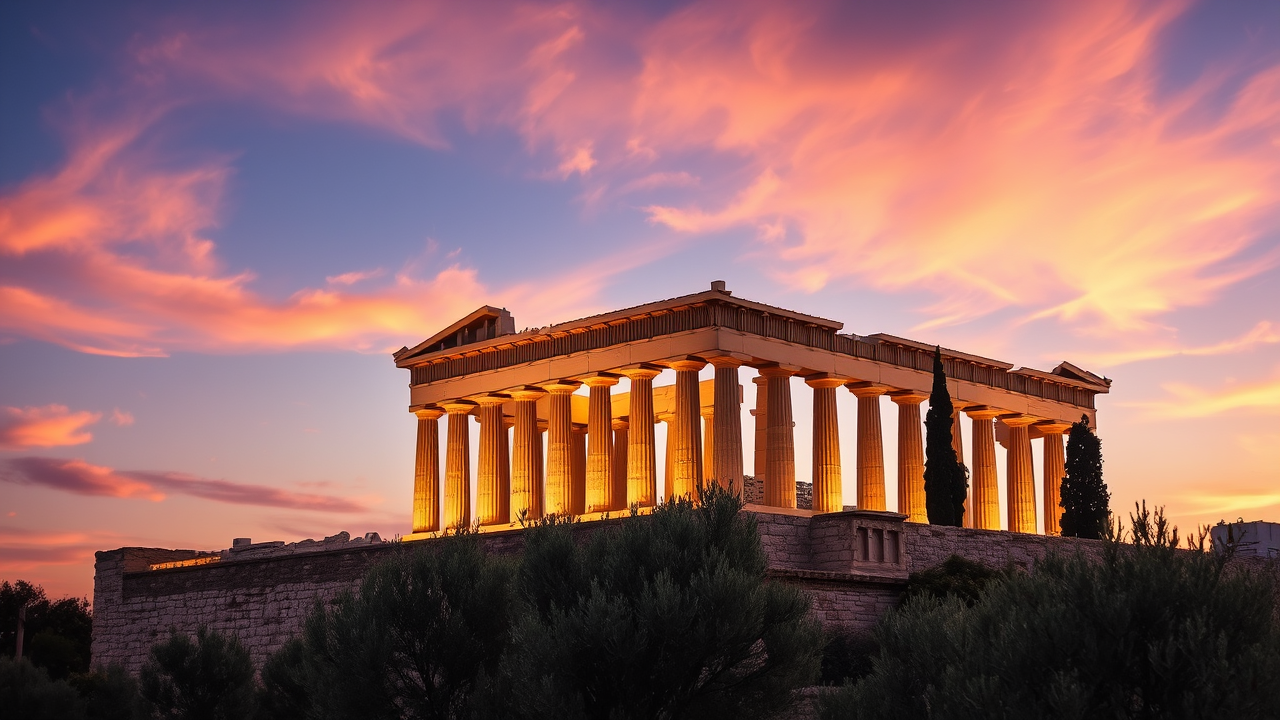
[819,541,1280,719]
[0,580,93,679]
[900,554,1007,607]
[0,656,86,720]
[70,664,143,720]
[485,483,823,720]
[138,627,257,720]
[819,633,878,686]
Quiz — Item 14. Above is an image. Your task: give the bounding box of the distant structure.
[393,281,1111,536]
[1212,520,1280,558]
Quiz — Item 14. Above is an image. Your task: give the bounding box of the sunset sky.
[3,1,1278,600]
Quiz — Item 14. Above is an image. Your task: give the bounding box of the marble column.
[620,367,660,507]
[411,407,443,533]
[848,383,889,512]
[1002,414,1037,534]
[669,359,706,500]
[701,406,714,485]
[612,419,629,511]
[476,395,510,526]
[1038,421,1070,536]
[951,404,973,528]
[542,381,580,516]
[441,400,476,529]
[510,388,546,523]
[583,375,619,513]
[659,412,675,500]
[752,375,768,488]
[966,407,1001,530]
[890,391,929,523]
[760,366,796,508]
[806,376,845,513]
[571,426,587,514]
[710,358,744,494]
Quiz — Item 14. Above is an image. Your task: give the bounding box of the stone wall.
[93,510,1106,672]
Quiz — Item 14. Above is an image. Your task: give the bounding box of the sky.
[2,0,1278,601]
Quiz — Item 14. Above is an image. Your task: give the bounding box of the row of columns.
[412,362,1073,535]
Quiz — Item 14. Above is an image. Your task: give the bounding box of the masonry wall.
[92,512,1106,672]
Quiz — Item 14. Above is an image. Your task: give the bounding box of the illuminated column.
[966,407,1001,530]
[710,358,744,494]
[620,367,660,507]
[951,404,973,528]
[475,395,510,526]
[806,376,845,513]
[1002,414,1037,534]
[751,375,768,487]
[848,383,888,511]
[510,388,546,523]
[411,407,443,533]
[611,419,629,511]
[760,366,796,508]
[1037,421,1070,536]
[659,412,674,500]
[701,406,714,486]
[542,381,580,516]
[584,375,619,513]
[441,400,476,529]
[669,359,706,499]
[890,391,929,522]
[571,425,587,514]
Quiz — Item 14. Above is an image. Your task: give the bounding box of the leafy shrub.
[139,627,257,720]
[0,656,86,720]
[0,580,93,679]
[71,664,143,720]
[900,554,1007,607]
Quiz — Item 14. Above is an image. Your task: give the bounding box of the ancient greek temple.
[393,282,1110,537]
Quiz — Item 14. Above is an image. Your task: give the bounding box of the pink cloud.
[1,456,372,512]
[110,408,135,426]
[0,405,102,450]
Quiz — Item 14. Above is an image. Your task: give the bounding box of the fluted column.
[411,407,443,533]
[751,375,768,486]
[951,404,973,528]
[658,412,675,499]
[611,419,629,511]
[669,359,706,500]
[1037,421,1070,536]
[571,425,587,514]
[583,375,619,513]
[966,407,1001,530]
[710,358,744,494]
[510,388,546,523]
[620,367,660,507]
[848,383,889,511]
[760,366,796,508]
[541,381,580,516]
[441,400,476,529]
[701,406,714,485]
[1002,414,1037,534]
[890,391,928,522]
[806,376,845,513]
[476,395,510,526]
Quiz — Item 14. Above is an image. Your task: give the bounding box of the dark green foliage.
[923,347,968,526]
[0,579,93,679]
[71,665,143,720]
[0,656,86,719]
[485,483,823,720]
[819,633,878,686]
[138,627,258,720]
[1060,414,1109,539]
[819,542,1280,719]
[298,534,515,720]
[255,638,312,720]
[900,554,1006,607]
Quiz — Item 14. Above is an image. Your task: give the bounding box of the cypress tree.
[923,347,968,526]
[1059,414,1109,539]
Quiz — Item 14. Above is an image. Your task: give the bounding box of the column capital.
[999,413,1039,428]
[757,364,798,378]
[700,353,749,368]
[846,381,890,398]
[656,410,675,423]
[538,379,582,394]
[1033,420,1072,434]
[507,386,547,402]
[617,365,663,381]
[700,405,714,418]
[667,358,707,372]
[888,390,930,405]
[411,406,445,420]
[965,405,1005,420]
[571,423,588,434]
[581,374,620,388]
[804,374,849,390]
[473,393,511,406]
[612,418,630,431]
[440,399,478,415]
[752,375,769,386]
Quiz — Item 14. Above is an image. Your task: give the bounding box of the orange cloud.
[1128,372,1280,418]
[1,456,372,512]
[0,405,102,450]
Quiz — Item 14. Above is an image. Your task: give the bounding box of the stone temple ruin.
[92,283,1114,671]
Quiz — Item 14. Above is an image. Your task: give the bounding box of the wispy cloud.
[1075,321,1280,367]
[1126,372,1280,418]
[0,405,102,450]
[1,456,373,512]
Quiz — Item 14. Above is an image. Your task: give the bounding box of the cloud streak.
[1127,372,1280,418]
[0,405,103,450]
[1,456,372,512]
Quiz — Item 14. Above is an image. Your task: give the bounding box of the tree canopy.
[1059,414,1109,539]
[923,346,968,526]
